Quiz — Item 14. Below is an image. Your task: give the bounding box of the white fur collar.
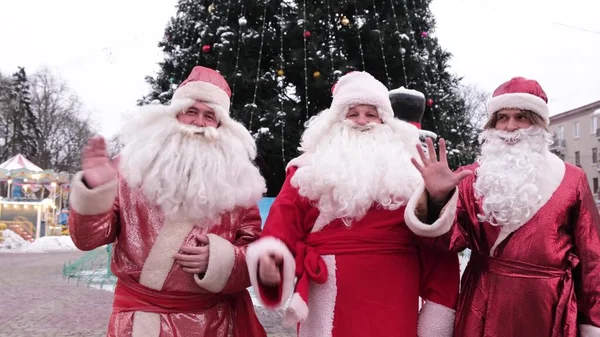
[489,152,565,255]
[286,154,330,233]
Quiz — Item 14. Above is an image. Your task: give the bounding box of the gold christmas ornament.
[313,71,321,78]
[208,3,216,13]
[277,69,285,76]
[341,16,350,26]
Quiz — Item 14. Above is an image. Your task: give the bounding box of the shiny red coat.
[420,162,600,337]
[68,172,266,337]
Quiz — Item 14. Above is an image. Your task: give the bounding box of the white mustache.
[480,126,549,145]
[177,124,219,140]
[497,131,522,144]
[342,119,379,132]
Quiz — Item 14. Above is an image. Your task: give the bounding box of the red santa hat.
[487,77,549,126]
[169,66,233,123]
[161,66,257,160]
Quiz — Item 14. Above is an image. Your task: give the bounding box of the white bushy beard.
[475,126,552,231]
[291,120,422,226]
[118,107,265,226]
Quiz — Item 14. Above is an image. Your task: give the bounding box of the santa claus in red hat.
[246,71,460,337]
[405,76,600,337]
[68,66,267,337]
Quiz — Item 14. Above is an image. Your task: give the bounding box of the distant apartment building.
[548,100,600,199]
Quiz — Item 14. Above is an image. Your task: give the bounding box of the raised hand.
[258,253,283,286]
[82,137,117,188]
[174,235,210,274]
[411,138,472,204]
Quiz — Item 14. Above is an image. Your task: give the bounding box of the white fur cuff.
[246,236,296,308]
[581,324,600,337]
[194,233,236,293]
[283,293,309,327]
[404,183,458,237]
[417,301,455,337]
[69,171,118,215]
[132,311,160,337]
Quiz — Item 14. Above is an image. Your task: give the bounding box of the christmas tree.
[2,68,41,160]
[143,0,478,196]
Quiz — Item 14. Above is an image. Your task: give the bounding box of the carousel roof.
[0,154,43,172]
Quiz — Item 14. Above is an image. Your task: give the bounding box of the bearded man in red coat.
[405,77,600,337]
[68,66,267,337]
[246,71,460,337]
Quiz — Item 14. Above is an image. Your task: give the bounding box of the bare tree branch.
[25,68,95,172]
[456,83,490,129]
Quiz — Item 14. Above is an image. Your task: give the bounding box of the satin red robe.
[247,167,460,337]
[68,172,266,337]
[409,161,600,337]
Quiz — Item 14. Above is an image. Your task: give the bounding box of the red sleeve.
[194,206,264,294]
[446,166,475,252]
[219,206,263,294]
[415,244,459,336]
[418,245,460,309]
[68,172,120,251]
[424,165,475,253]
[246,167,310,308]
[261,166,309,245]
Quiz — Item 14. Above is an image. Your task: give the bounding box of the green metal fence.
[62,244,116,289]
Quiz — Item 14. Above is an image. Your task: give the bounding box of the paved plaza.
[0,251,294,337]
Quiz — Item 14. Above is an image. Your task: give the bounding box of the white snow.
[0,229,29,250]
[248,287,261,306]
[389,86,425,99]
[26,235,78,252]
[0,229,78,253]
[459,249,471,277]
[73,269,117,292]
[419,130,437,139]
[90,283,116,292]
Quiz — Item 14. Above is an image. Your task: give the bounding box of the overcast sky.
[0,0,598,137]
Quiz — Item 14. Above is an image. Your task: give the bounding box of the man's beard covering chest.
[474,126,553,231]
[117,106,265,226]
[291,120,423,227]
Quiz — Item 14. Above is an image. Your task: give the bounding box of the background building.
[549,100,600,200]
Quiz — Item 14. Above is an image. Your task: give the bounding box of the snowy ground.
[0,229,79,253]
